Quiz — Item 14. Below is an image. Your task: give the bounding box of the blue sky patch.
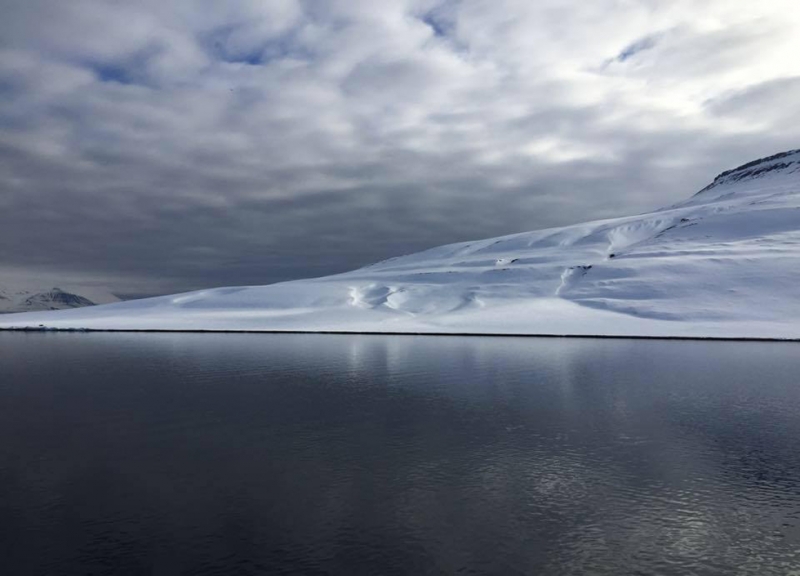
[615,35,659,63]
[422,12,450,38]
[204,25,311,66]
[92,63,136,84]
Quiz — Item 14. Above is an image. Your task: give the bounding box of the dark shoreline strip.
[0,326,798,342]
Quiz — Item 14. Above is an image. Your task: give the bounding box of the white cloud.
[0,0,799,293]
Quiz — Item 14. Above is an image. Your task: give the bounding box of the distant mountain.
[0,286,118,314]
[2,149,800,339]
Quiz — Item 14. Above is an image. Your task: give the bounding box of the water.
[1,333,800,575]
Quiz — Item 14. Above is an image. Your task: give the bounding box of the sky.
[1,0,799,297]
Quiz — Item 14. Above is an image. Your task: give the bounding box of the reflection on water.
[1,333,800,575]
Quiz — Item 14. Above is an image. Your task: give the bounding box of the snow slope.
[3,150,800,339]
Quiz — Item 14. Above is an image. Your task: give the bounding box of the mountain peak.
[0,285,107,314]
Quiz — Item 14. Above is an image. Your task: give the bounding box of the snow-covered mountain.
[0,286,118,314]
[2,150,800,339]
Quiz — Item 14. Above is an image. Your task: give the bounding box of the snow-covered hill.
[2,150,800,339]
[0,286,118,314]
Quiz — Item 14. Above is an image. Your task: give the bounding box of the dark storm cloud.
[1,0,799,295]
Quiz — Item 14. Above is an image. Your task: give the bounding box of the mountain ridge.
[697,148,800,194]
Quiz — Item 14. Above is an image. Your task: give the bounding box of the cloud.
[1,0,799,295]
[706,76,800,129]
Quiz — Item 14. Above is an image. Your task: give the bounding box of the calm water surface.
[1,332,800,575]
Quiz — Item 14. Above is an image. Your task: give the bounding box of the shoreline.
[1,326,798,342]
